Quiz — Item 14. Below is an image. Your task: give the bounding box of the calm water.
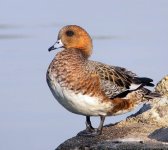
[0,0,168,150]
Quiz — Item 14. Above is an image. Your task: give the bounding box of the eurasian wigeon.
[46,25,159,136]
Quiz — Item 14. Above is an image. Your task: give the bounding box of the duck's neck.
[56,48,88,64]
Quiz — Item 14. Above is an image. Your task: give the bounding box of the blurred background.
[0,0,168,149]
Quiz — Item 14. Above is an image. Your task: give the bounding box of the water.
[0,0,168,150]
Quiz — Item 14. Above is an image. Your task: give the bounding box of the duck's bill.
[48,39,64,52]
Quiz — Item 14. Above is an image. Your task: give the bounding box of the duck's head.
[48,25,93,58]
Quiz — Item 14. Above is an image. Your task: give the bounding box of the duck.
[46,25,159,136]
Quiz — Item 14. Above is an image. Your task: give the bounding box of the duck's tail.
[133,77,154,87]
[142,88,161,100]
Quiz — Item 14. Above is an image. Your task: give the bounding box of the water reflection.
[0,34,29,39]
[0,24,21,29]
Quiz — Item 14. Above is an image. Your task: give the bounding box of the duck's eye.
[66,30,74,37]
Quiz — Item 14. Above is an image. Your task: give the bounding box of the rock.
[56,75,168,150]
[155,75,168,98]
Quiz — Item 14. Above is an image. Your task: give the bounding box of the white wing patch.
[129,83,142,90]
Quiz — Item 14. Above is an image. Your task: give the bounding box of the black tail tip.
[134,77,154,87]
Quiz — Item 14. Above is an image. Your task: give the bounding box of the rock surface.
[56,75,168,150]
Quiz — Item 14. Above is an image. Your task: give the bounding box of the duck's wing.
[89,61,154,99]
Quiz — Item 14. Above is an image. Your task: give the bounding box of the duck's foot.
[77,116,105,137]
[77,128,102,137]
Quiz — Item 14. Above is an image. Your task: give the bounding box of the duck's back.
[88,60,155,99]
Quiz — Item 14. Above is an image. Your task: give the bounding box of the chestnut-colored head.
[49,25,93,58]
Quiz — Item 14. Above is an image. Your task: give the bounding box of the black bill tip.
[48,45,56,52]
